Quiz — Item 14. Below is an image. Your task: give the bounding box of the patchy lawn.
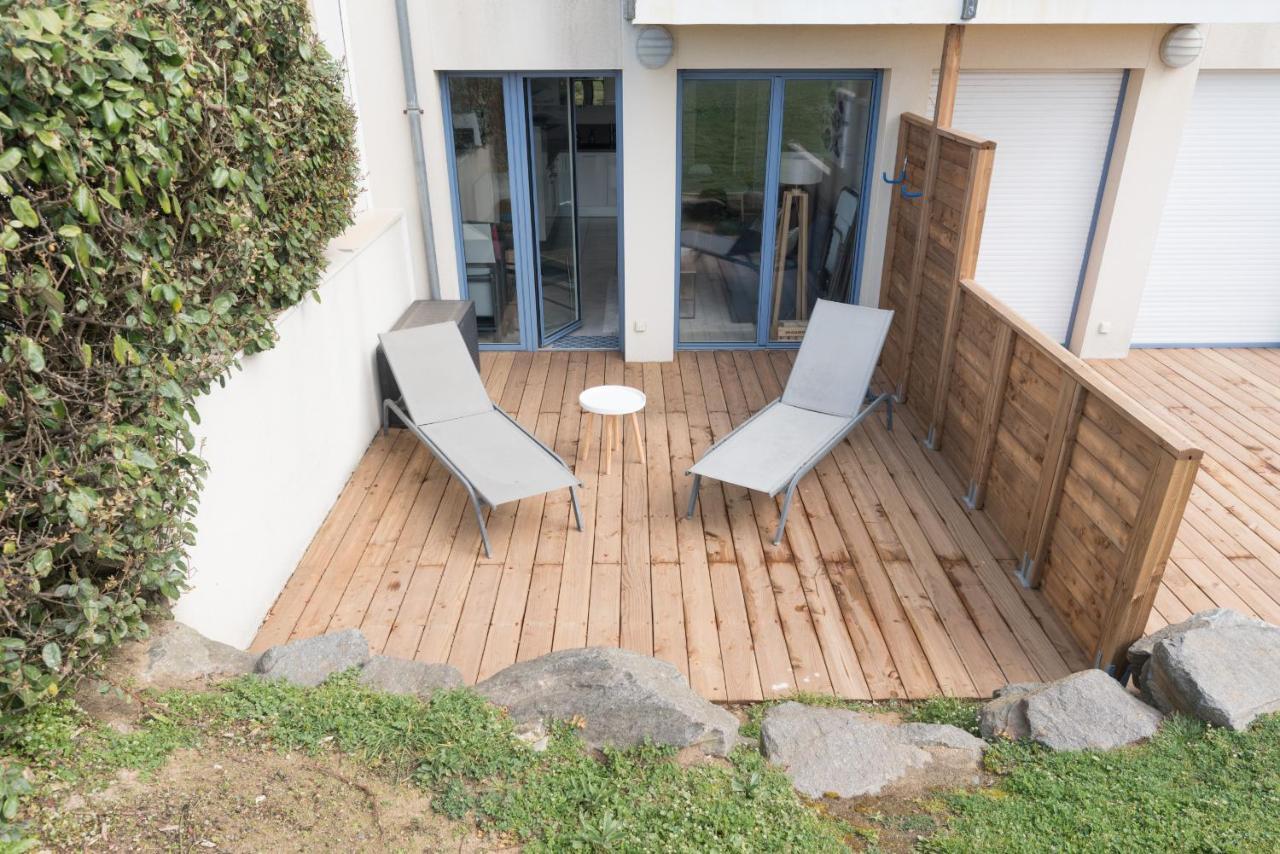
[3,678,1278,852]
[4,676,855,851]
[921,713,1280,852]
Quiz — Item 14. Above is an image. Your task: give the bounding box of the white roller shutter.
[930,71,1124,343]
[1134,72,1280,346]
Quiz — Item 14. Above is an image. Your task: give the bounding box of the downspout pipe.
[394,0,441,299]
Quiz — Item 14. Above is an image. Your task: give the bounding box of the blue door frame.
[673,69,883,350]
[440,71,624,351]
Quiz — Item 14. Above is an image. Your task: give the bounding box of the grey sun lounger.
[378,322,582,557]
[686,299,895,544]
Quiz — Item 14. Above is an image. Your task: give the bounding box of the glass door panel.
[447,77,521,345]
[570,77,620,341]
[767,78,875,342]
[527,77,581,342]
[677,78,772,344]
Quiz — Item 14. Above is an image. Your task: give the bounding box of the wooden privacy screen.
[879,113,995,431]
[878,112,1202,673]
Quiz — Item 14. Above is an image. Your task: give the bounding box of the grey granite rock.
[1128,609,1262,690]
[256,628,369,687]
[476,647,739,756]
[760,703,984,799]
[979,683,1039,741]
[1023,670,1164,751]
[898,722,988,753]
[981,672,1163,751]
[993,682,1043,699]
[357,655,462,698]
[141,622,258,688]
[1143,622,1280,730]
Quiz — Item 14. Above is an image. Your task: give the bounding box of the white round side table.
[579,384,647,475]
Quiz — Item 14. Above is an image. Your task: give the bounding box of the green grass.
[3,675,853,852]
[923,713,1280,853]
[6,678,1280,853]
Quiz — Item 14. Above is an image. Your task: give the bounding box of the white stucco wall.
[331,4,1280,361]
[634,0,1280,26]
[175,211,416,647]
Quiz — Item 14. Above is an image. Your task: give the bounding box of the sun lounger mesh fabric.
[378,322,492,425]
[781,300,894,418]
[420,410,578,506]
[688,403,849,495]
[689,300,894,496]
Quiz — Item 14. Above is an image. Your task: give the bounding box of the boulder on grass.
[760,702,985,799]
[113,621,259,690]
[476,647,739,756]
[1142,621,1280,731]
[357,655,463,698]
[979,683,1040,741]
[981,670,1163,751]
[1128,609,1263,688]
[256,628,369,687]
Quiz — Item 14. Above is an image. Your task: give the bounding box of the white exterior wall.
[331,7,1280,363]
[175,211,416,647]
[173,7,1280,646]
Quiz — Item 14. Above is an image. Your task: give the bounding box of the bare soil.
[35,746,514,853]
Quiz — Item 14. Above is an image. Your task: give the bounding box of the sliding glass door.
[678,78,772,343]
[446,76,522,345]
[527,77,581,341]
[444,73,621,350]
[677,71,879,347]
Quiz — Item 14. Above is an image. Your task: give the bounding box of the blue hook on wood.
[882,166,906,186]
[882,157,923,200]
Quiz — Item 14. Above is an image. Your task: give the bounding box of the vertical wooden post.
[895,132,939,403]
[877,120,910,391]
[889,24,965,403]
[1094,453,1199,671]
[1019,380,1085,588]
[965,319,1014,509]
[924,142,995,449]
[933,24,965,129]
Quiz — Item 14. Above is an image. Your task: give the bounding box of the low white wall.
[174,210,415,648]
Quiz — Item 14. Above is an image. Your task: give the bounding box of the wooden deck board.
[1093,348,1280,630]
[254,350,1115,700]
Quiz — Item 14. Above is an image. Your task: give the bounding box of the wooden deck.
[253,349,1100,701]
[1094,348,1280,633]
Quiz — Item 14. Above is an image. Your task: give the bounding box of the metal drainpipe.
[394,0,441,299]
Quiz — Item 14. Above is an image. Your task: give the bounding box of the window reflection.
[449,77,521,344]
[769,79,873,342]
[678,79,772,344]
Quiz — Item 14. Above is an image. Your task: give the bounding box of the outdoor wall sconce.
[636,25,675,69]
[1160,24,1204,68]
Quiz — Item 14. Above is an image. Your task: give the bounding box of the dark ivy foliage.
[0,0,359,708]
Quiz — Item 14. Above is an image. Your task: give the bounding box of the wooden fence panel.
[875,109,1202,674]
[879,117,935,392]
[876,117,994,431]
[937,291,995,481]
[945,281,1202,671]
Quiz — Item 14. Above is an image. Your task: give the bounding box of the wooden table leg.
[581,410,594,460]
[604,415,613,476]
[629,412,646,465]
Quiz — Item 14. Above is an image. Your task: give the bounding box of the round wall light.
[1159,24,1204,68]
[636,25,675,69]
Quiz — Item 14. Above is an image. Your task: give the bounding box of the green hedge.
[0,0,359,708]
